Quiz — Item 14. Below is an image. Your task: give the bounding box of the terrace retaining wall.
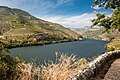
[65,50,120,80]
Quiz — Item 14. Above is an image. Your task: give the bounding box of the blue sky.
[0,0,111,28]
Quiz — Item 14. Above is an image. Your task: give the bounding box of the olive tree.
[92,0,120,31]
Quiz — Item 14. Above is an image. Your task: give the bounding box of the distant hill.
[70,27,105,40]
[71,27,120,51]
[0,6,82,47]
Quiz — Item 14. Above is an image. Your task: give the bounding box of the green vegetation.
[92,0,120,31]
[0,43,17,80]
[0,6,82,48]
[93,0,120,10]
[92,10,120,31]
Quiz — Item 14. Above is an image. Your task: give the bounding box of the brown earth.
[91,58,120,80]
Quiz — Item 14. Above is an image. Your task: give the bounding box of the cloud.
[0,0,54,15]
[92,5,101,10]
[0,0,20,6]
[57,0,74,6]
[0,0,76,17]
[40,13,96,28]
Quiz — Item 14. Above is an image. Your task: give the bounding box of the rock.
[65,50,120,80]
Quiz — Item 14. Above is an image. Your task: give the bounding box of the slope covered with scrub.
[0,6,82,47]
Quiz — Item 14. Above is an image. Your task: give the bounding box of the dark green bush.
[0,47,17,80]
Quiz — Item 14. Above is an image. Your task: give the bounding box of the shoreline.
[7,38,109,49]
[7,39,84,49]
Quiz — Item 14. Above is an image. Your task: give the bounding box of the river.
[9,39,108,64]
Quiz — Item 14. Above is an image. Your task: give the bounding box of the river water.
[9,39,108,64]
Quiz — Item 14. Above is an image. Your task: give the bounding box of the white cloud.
[0,0,54,15]
[58,0,71,4]
[57,0,74,6]
[92,5,101,10]
[0,0,75,16]
[0,0,19,6]
[40,13,96,28]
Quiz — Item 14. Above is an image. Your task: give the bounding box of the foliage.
[111,10,120,30]
[91,13,111,30]
[0,48,17,80]
[92,10,120,31]
[93,0,120,10]
[92,0,120,31]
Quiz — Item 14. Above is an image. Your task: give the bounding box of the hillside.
[0,6,82,47]
[71,27,105,40]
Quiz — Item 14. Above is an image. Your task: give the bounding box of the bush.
[106,40,120,51]
[0,48,17,80]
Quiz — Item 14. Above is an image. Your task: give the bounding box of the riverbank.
[4,39,84,49]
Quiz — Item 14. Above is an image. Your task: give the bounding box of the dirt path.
[91,58,120,80]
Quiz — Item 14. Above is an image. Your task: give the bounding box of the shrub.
[106,40,120,51]
[0,49,17,80]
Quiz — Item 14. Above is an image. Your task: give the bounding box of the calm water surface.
[9,39,108,64]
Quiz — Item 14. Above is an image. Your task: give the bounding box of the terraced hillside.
[0,6,82,47]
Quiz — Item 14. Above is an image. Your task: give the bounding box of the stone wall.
[65,50,120,80]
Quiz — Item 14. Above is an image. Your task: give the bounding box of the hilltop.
[0,6,82,47]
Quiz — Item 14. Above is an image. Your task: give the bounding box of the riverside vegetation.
[0,42,17,80]
[0,0,120,80]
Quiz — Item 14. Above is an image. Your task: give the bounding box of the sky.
[0,0,111,28]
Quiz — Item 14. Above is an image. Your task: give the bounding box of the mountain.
[71,27,105,40]
[0,6,82,47]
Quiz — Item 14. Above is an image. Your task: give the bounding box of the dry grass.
[14,53,88,80]
[13,62,40,80]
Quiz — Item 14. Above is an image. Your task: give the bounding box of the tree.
[91,13,112,30]
[111,10,120,30]
[92,0,120,31]
[93,0,120,10]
